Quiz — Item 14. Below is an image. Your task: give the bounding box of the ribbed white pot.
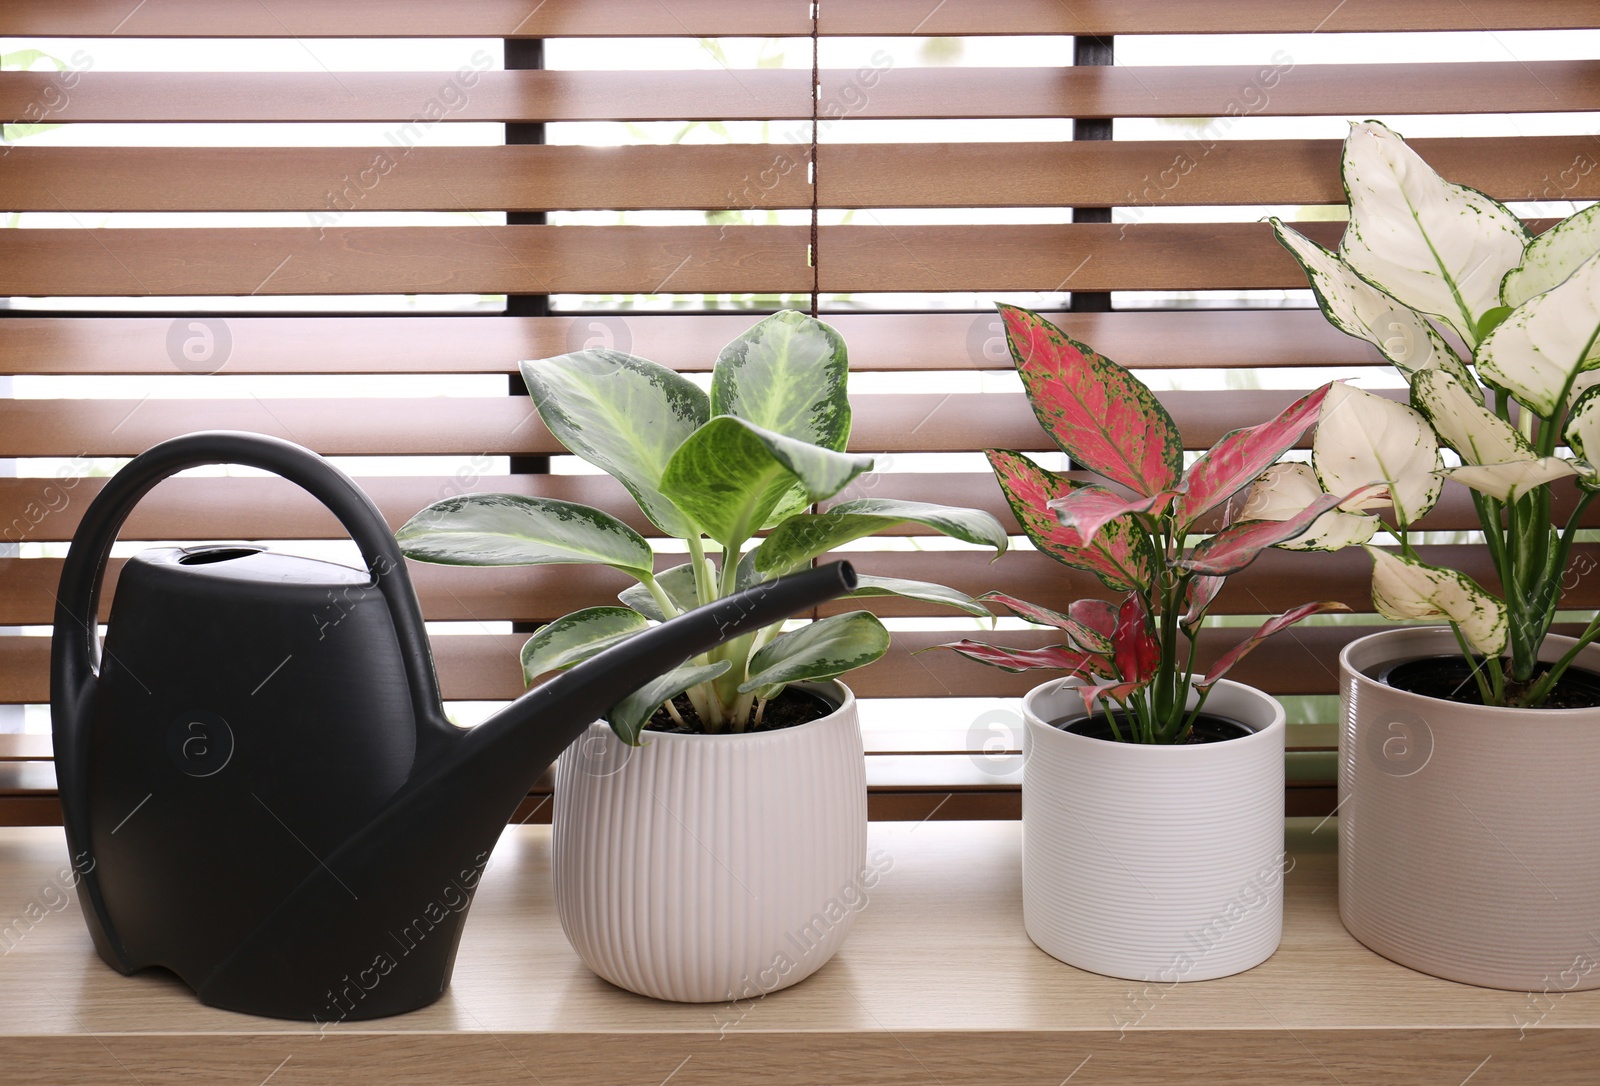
[552,681,867,1003]
[1340,627,1600,991]
[1020,677,1286,982]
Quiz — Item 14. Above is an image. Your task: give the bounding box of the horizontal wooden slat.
[5,466,1583,544]
[0,221,1352,296]
[0,388,1355,457]
[10,138,1598,212]
[5,0,1595,37]
[0,310,1389,376]
[3,544,1592,626]
[3,0,1593,36]
[5,64,1596,123]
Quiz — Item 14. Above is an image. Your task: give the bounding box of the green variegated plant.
[1259,120,1600,708]
[398,310,1006,740]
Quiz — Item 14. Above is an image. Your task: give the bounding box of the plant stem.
[641,573,681,621]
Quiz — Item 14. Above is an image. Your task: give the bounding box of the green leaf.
[1272,218,1472,384]
[842,574,990,618]
[1337,120,1530,344]
[751,497,1006,575]
[737,610,890,693]
[1502,201,1600,308]
[1312,383,1442,528]
[521,607,651,682]
[660,416,874,549]
[396,494,656,581]
[617,562,701,621]
[607,661,731,745]
[711,310,851,450]
[1477,251,1600,418]
[520,349,708,536]
[1366,547,1507,656]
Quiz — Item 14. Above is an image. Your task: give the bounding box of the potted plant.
[1260,120,1600,990]
[397,310,1006,1002]
[936,304,1370,982]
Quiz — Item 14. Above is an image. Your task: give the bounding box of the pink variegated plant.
[938,305,1375,744]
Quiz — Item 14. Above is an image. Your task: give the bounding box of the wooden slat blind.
[3,4,1597,824]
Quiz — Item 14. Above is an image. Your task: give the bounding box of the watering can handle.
[50,431,448,738]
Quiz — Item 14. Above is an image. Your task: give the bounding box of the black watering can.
[51,431,856,1021]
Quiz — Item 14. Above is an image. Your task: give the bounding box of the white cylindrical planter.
[552,682,867,1003]
[1020,678,1286,982]
[1340,627,1600,991]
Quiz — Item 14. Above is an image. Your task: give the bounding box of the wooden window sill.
[0,819,1592,1084]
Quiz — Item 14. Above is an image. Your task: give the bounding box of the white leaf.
[1313,383,1443,528]
[1477,250,1600,418]
[1242,463,1379,551]
[1567,386,1600,463]
[1338,121,1529,344]
[1503,202,1600,308]
[1445,457,1582,503]
[1410,368,1531,466]
[1367,547,1507,656]
[1272,218,1471,383]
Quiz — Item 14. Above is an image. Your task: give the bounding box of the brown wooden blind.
[2,4,1597,824]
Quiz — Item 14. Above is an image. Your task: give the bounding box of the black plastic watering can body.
[52,431,858,1021]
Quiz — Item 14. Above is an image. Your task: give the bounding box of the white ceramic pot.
[552,681,867,1003]
[1020,677,1286,982]
[1339,627,1600,991]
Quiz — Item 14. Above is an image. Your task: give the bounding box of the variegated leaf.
[1179,489,1374,576]
[986,449,1158,592]
[1243,463,1380,552]
[1272,220,1471,383]
[1079,681,1145,717]
[931,639,1109,676]
[1410,367,1532,466]
[1181,574,1226,629]
[1477,250,1600,418]
[752,497,1006,575]
[1195,602,1352,690]
[1444,457,1583,503]
[999,304,1183,495]
[1566,385,1600,485]
[1502,201,1600,308]
[607,661,732,744]
[1337,120,1529,344]
[738,610,890,692]
[397,494,657,581]
[1314,383,1442,528]
[842,575,990,618]
[1068,599,1120,655]
[711,310,850,449]
[1174,383,1334,527]
[1366,547,1507,655]
[521,350,707,536]
[1047,486,1178,547]
[618,561,700,621]
[521,607,651,683]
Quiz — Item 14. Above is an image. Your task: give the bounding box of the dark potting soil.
[1052,711,1254,745]
[644,685,836,735]
[1379,656,1600,709]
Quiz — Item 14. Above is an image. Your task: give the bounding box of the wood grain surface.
[0,821,1594,1084]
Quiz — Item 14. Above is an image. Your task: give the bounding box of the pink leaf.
[1047,486,1179,547]
[1173,384,1333,527]
[1177,487,1379,576]
[986,449,1158,592]
[1112,594,1160,685]
[1181,574,1226,631]
[1068,599,1119,655]
[934,639,1110,676]
[1197,601,1352,689]
[978,591,1074,630]
[1000,304,1183,496]
[1080,680,1145,716]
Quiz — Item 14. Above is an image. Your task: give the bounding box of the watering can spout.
[465,559,858,761]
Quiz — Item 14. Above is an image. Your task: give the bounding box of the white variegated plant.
[1256,120,1600,708]
[397,310,1007,740]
